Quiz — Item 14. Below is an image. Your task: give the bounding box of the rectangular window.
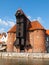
[47,37,48,41]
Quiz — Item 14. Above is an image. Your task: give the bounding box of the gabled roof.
[15,9,31,22]
[46,30,49,35]
[7,24,16,33]
[29,20,45,30]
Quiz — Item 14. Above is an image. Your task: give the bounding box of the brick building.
[0,33,7,51]
[7,25,16,52]
[6,9,49,53]
[7,20,49,53]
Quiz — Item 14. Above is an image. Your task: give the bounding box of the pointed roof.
[15,9,31,22]
[7,24,16,33]
[46,30,49,35]
[29,20,45,30]
[15,9,28,18]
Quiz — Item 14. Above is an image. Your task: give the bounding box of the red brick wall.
[7,30,46,53]
[29,30,46,53]
[7,33,16,52]
[14,46,20,52]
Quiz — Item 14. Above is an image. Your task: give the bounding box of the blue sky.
[0,0,49,33]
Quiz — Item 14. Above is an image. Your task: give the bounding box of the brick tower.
[7,25,16,52]
[29,21,46,53]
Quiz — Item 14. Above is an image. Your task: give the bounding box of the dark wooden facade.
[15,9,30,52]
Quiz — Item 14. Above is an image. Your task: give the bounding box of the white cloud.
[37,17,42,22]
[3,21,8,26]
[32,17,44,23]
[0,18,15,33]
[8,21,15,27]
[0,18,8,26]
[27,16,31,19]
[32,17,41,21]
[0,28,5,33]
[32,19,37,21]
[0,18,15,27]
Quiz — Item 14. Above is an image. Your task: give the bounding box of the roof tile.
[29,20,45,30]
[7,20,45,33]
[7,24,16,33]
[46,30,49,35]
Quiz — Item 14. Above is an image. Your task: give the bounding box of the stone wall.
[0,53,49,59]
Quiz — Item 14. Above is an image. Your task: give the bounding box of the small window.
[47,37,49,41]
[18,32,21,36]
